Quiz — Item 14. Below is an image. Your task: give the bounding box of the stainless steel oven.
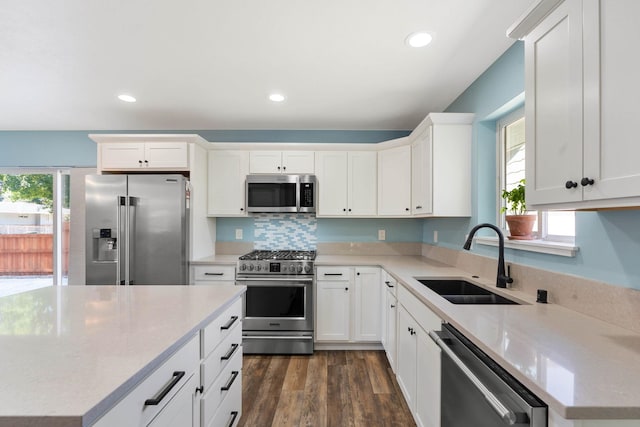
[236,250,315,354]
[430,323,547,427]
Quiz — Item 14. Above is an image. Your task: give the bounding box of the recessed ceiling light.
[269,93,285,102]
[406,32,433,48]
[118,94,136,103]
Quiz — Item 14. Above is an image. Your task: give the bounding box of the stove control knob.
[297,265,303,273]
[304,265,312,273]
[249,264,255,271]
[289,265,296,273]
[256,264,262,271]
[240,264,247,271]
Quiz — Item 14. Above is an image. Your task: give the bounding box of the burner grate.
[239,250,317,261]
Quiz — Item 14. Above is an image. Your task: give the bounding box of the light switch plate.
[378,229,386,241]
[235,229,243,240]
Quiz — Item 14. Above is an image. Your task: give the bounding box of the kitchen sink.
[417,279,520,305]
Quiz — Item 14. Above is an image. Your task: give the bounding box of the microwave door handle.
[296,177,301,212]
[428,331,518,426]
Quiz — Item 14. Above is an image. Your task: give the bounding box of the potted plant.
[500,179,536,240]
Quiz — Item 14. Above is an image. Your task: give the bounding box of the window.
[498,109,575,243]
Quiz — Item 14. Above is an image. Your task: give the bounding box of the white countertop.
[314,255,640,420]
[0,285,245,426]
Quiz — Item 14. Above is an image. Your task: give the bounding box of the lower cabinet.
[92,296,243,427]
[396,285,441,427]
[315,266,381,343]
[380,270,398,372]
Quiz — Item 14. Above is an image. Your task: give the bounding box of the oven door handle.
[237,278,312,286]
[428,330,517,426]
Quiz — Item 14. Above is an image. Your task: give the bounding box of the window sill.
[474,236,579,257]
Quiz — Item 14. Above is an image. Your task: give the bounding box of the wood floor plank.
[282,355,310,392]
[238,351,414,427]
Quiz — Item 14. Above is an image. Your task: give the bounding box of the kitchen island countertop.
[0,284,245,427]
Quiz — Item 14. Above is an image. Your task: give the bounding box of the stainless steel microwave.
[246,174,316,213]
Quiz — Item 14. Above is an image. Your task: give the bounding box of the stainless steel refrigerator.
[85,174,189,285]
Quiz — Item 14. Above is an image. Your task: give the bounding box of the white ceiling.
[0,0,532,131]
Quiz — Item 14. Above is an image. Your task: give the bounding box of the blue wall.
[432,41,640,290]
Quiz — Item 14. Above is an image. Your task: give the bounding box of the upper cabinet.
[511,0,640,209]
[315,151,377,217]
[208,150,249,217]
[249,151,314,174]
[411,113,473,217]
[378,145,412,216]
[100,142,188,171]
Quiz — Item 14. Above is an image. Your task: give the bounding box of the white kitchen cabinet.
[100,142,189,171]
[147,373,198,427]
[207,150,249,217]
[410,113,473,217]
[515,0,640,209]
[316,279,351,341]
[378,145,411,216]
[191,265,236,286]
[381,271,398,372]
[396,285,441,427]
[249,150,314,174]
[315,151,377,217]
[353,267,381,341]
[316,266,381,343]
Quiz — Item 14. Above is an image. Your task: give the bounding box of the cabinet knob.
[581,177,595,186]
[356,272,360,276]
[240,208,244,211]
[345,287,349,291]
[343,208,347,212]
[405,208,410,211]
[565,180,578,189]
[390,304,395,308]
[277,166,281,171]
[138,160,143,164]
[283,166,286,171]
[348,208,352,212]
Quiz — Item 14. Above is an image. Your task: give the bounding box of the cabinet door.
[582,0,640,201]
[353,267,381,341]
[411,127,432,215]
[282,151,315,174]
[385,290,398,373]
[100,143,146,170]
[525,0,584,206]
[144,142,189,169]
[415,329,440,427]
[396,306,417,412]
[316,280,351,341]
[249,151,282,173]
[315,151,348,216]
[348,152,377,216]
[208,151,249,216]
[378,145,411,216]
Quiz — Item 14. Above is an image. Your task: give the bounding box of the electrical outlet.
[433,230,438,243]
[378,229,386,241]
[235,229,243,240]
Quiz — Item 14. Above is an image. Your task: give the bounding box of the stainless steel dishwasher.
[429,324,547,427]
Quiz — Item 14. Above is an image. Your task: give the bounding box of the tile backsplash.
[253,214,317,250]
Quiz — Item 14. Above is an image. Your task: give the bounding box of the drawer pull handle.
[221,316,239,330]
[226,411,239,427]
[144,371,185,406]
[221,343,239,361]
[221,371,239,391]
[385,281,394,288]
[323,273,343,276]
[204,272,225,276]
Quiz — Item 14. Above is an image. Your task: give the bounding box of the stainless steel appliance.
[246,174,316,213]
[430,324,547,427]
[236,250,316,354]
[85,174,189,285]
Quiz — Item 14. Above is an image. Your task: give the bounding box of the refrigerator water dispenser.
[92,228,117,262]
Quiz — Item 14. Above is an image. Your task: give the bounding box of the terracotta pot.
[505,215,536,240]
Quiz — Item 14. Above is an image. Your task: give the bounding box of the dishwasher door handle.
[428,330,517,426]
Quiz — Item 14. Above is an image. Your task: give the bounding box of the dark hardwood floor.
[238,351,416,427]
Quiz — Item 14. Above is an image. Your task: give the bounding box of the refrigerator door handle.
[125,196,136,285]
[117,196,126,285]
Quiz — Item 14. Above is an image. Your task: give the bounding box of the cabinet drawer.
[193,265,236,282]
[93,334,199,427]
[201,350,242,427]
[201,298,242,359]
[146,372,197,427]
[398,285,441,332]
[316,266,351,281]
[382,274,398,297]
[201,322,242,391]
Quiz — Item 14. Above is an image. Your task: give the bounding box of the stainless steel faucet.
[463,223,513,288]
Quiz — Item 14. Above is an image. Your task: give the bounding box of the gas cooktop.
[237,250,316,275]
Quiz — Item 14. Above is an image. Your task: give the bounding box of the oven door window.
[247,183,296,209]
[245,286,305,318]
